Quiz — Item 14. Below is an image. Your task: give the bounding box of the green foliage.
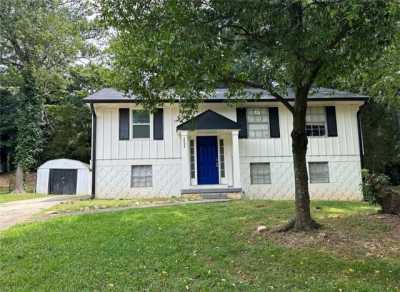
[102,0,399,116]
[38,64,111,164]
[0,90,17,150]
[0,0,101,170]
[361,169,391,204]
[361,102,400,181]
[41,104,91,163]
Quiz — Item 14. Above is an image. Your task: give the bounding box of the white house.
[85,87,367,200]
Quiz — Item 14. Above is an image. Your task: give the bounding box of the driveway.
[0,196,82,231]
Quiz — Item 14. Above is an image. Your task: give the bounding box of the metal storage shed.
[36,159,91,195]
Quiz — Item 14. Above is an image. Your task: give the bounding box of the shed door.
[49,169,77,195]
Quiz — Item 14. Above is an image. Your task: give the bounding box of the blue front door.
[197,136,219,185]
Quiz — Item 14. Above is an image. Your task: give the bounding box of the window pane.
[131,165,152,187]
[132,111,150,123]
[306,107,326,137]
[250,163,271,184]
[309,162,329,183]
[190,140,195,179]
[247,108,270,138]
[247,109,269,122]
[248,124,269,138]
[132,125,150,138]
[219,139,225,178]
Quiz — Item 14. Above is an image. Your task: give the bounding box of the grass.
[0,200,399,291]
[0,193,45,203]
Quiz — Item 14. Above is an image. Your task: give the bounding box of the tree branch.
[224,76,294,113]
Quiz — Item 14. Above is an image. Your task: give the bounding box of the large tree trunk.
[279,87,321,232]
[14,163,25,194]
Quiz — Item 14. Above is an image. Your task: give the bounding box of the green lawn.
[1,201,399,291]
[0,193,45,203]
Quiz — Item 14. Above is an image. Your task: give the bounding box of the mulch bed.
[262,214,400,259]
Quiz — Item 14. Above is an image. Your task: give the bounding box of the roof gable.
[177,110,240,131]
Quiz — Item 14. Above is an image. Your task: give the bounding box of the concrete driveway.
[0,196,83,231]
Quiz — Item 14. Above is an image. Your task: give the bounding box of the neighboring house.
[85,87,367,200]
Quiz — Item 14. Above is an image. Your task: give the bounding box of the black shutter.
[153,108,164,140]
[236,108,247,138]
[326,106,338,137]
[269,107,280,138]
[119,108,130,140]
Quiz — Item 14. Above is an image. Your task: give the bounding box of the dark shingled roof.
[84,87,368,103]
[177,110,240,131]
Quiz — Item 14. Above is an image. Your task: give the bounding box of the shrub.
[361,169,390,204]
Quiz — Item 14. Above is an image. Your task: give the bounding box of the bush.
[361,169,390,204]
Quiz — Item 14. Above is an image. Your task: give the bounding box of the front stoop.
[181,188,242,200]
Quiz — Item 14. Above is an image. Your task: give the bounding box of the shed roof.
[84,87,368,103]
[177,110,240,131]
[38,159,89,170]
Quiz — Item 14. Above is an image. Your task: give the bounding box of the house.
[84,87,367,200]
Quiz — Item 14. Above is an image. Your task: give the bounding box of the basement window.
[309,162,329,183]
[250,163,271,184]
[131,165,152,187]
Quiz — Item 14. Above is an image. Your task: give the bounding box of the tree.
[40,64,111,165]
[325,32,400,183]
[0,89,18,172]
[0,0,95,192]
[102,0,399,230]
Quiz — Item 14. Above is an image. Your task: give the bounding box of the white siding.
[94,101,363,200]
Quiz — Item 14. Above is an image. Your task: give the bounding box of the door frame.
[196,135,220,185]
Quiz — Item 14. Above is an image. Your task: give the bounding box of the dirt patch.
[263,214,400,259]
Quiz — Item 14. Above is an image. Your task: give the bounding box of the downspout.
[357,102,367,170]
[90,103,97,199]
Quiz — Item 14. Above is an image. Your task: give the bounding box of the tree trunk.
[278,87,321,232]
[14,163,25,194]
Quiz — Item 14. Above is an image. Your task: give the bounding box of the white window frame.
[131,110,152,139]
[250,162,271,185]
[308,162,330,183]
[131,165,153,187]
[247,108,270,139]
[306,107,327,137]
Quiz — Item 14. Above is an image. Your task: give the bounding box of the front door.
[196,136,219,185]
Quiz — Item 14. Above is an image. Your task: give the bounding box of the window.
[250,163,271,184]
[309,162,329,183]
[306,107,326,137]
[247,108,270,138]
[219,139,225,178]
[131,165,152,187]
[190,140,195,179]
[132,110,150,138]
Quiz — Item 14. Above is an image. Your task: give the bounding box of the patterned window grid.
[309,162,329,183]
[306,107,326,137]
[219,139,225,178]
[250,163,271,184]
[190,140,195,179]
[131,165,152,187]
[132,110,150,138]
[247,108,270,138]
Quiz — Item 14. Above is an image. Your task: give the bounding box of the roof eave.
[85,96,368,104]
